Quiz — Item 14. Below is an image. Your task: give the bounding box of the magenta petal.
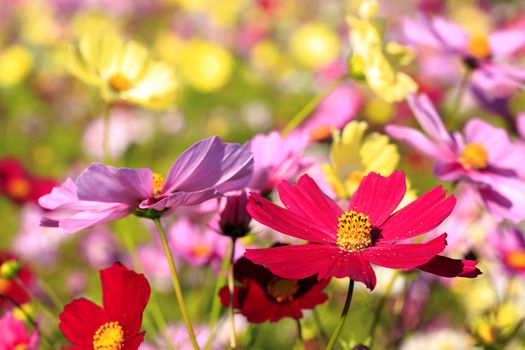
[139,188,219,211]
[76,163,153,204]
[362,233,447,269]
[348,171,406,227]
[417,255,481,278]
[407,94,453,145]
[57,204,132,233]
[490,29,525,57]
[247,193,335,243]
[386,125,453,160]
[38,178,77,209]
[379,186,456,241]
[278,175,342,236]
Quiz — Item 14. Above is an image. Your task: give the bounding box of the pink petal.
[417,255,481,278]
[378,186,456,241]
[362,233,447,269]
[348,171,406,227]
[407,94,453,145]
[247,193,335,243]
[490,29,525,57]
[386,125,451,160]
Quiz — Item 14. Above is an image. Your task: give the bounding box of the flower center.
[346,170,364,186]
[93,321,124,350]
[14,345,28,350]
[0,278,10,294]
[6,178,30,199]
[191,244,212,257]
[506,251,525,270]
[152,173,165,196]
[460,143,488,170]
[109,73,132,92]
[336,210,372,252]
[266,277,300,303]
[467,34,491,60]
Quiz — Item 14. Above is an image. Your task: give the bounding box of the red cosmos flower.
[0,253,34,310]
[59,263,151,350]
[219,257,329,323]
[244,171,481,290]
[0,158,56,205]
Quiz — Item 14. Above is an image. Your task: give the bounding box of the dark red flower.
[0,252,34,310]
[244,171,481,290]
[218,190,252,238]
[219,256,329,323]
[0,157,57,205]
[59,263,151,350]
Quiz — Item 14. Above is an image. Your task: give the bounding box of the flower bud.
[219,191,251,238]
[0,259,22,280]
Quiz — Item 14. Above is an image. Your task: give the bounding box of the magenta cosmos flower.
[39,136,253,233]
[387,94,525,223]
[404,15,525,97]
[244,171,480,290]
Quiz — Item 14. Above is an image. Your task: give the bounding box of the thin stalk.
[37,277,63,311]
[14,277,57,321]
[296,319,304,347]
[153,217,200,350]
[102,103,111,162]
[313,308,329,343]
[326,279,355,350]
[368,271,399,349]
[228,238,237,349]
[282,76,347,136]
[447,68,472,128]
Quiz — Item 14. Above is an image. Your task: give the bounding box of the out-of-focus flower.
[219,256,329,323]
[67,32,178,109]
[81,226,121,269]
[248,131,311,194]
[0,45,33,88]
[347,0,418,102]
[0,157,57,205]
[404,15,525,97]
[400,328,480,350]
[0,311,39,350]
[218,191,252,238]
[178,40,233,93]
[387,94,525,223]
[141,323,216,350]
[39,136,253,233]
[290,21,340,69]
[0,253,34,310]
[245,171,480,291]
[322,121,399,199]
[59,263,151,349]
[489,226,525,277]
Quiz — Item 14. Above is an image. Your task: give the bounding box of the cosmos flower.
[59,263,151,349]
[67,32,177,109]
[387,94,525,222]
[39,136,253,233]
[488,226,525,277]
[0,252,35,310]
[244,171,480,290]
[403,15,525,97]
[219,257,329,323]
[0,311,39,350]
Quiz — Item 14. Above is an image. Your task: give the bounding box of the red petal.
[348,171,406,227]
[59,298,106,346]
[278,175,342,235]
[362,233,447,269]
[124,332,146,350]
[417,255,482,278]
[245,244,377,290]
[247,193,336,243]
[101,263,151,335]
[378,186,456,242]
[241,280,300,323]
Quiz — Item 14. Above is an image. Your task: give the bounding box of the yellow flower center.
[93,321,124,350]
[346,170,364,186]
[191,244,212,257]
[0,278,10,294]
[14,345,28,350]
[109,73,132,92]
[266,277,300,303]
[6,178,30,199]
[152,173,165,196]
[309,125,332,142]
[506,251,525,269]
[468,34,491,60]
[336,211,372,252]
[460,143,489,170]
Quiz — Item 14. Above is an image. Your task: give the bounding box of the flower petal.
[348,171,406,227]
[378,186,456,241]
[490,29,525,57]
[417,255,481,278]
[59,298,106,346]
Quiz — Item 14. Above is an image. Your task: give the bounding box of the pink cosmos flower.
[403,15,525,97]
[488,226,525,277]
[248,131,311,194]
[0,311,39,350]
[245,171,480,290]
[39,136,253,233]
[387,94,525,223]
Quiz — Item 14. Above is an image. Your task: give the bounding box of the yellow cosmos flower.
[0,45,33,88]
[322,121,400,199]
[290,22,340,69]
[67,33,177,109]
[347,0,417,102]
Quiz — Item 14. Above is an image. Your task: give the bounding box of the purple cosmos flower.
[387,94,525,223]
[39,136,253,233]
[488,226,525,277]
[403,15,525,97]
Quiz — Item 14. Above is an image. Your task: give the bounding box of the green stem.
[228,238,237,349]
[296,319,304,347]
[313,308,329,343]
[14,277,57,322]
[447,68,472,128]
[326,279,355,350]
[153,217,200,350]
[282,76,347,136]
[368,271,399,349]
[102,103,111,162]
[37,277,63,311]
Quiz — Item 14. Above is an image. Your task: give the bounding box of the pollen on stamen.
[152,173,165,196]
[109,73,132,92]
[467,34,491,60]
[460,143,489,170]
[93,321,124,350]
[336,210,373,252]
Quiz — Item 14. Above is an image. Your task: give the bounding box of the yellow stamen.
[152,173,164,196]
[191,244,212,257]
[6,178,30,200]
[14,345,28,350]
[93,321,124,350]
[460,143,489,170]
[346,170,364,186]
[309,125,332,142]
[266,277,300,303]
[468,34,491,60]
[336,210,372,252]
[108,73,132,92]
[506,251,525,269]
